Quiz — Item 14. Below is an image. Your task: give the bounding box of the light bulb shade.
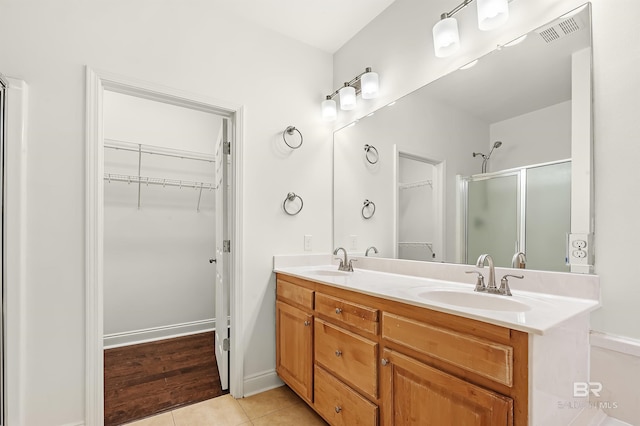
[321,98,337,121]
[477,0,509,31]
[433,17,460,58]
[360,71,379,99]
[339,85,357,110]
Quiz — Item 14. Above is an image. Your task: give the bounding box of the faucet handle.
[499,274,523,296]
[466,270,486,292]
[347,258,358,272]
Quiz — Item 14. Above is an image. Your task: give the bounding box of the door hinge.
[224,141,231,155]
[223,240,231,253]
[222,338,230,351]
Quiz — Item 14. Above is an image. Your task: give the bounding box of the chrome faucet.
[511,252,527,269]
[475,254,498,293]
[365,246,378,257]
[333,247,355,272]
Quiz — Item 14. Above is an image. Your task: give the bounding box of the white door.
[214,119,230,390]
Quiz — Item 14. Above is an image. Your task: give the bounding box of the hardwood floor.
[104,331,227,426]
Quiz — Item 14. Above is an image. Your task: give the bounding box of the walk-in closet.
[102,91,228,425]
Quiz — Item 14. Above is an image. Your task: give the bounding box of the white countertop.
[274,264,600,335]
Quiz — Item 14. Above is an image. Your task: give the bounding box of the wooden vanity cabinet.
[275,280,314,403]
[275,273,527,426]
[380,348,513,425]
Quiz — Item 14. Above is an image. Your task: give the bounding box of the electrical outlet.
[349,235,358,250]
[304,235,312,251]
[572,239,587,249]
[568,233,592,267]
[572,249,587,259]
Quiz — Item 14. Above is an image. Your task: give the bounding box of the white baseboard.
[103,318,215,349]
[242,369,284,397]
[590,331,640,357]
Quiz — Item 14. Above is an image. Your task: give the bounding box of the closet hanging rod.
[104,173,216,190]
[104,138,215,163]
[399,180,433,190]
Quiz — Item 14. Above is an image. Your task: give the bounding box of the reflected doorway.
[396,151,444,262]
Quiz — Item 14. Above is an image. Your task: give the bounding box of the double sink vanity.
[273,254,600,426]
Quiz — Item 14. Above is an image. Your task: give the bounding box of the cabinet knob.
[304,320,311,326]
[335,308,342,314]
[335,350,342,357]
[381,358,389,366]
[335,406,342,413]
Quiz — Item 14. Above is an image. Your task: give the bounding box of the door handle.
[209,258,217,263]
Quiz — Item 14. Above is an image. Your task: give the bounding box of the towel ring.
[283,126,303,149]
[362,199,376,219]
[364,144,379,164]
[283,192,304,215]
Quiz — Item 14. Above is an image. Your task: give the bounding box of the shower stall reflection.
[461,160,571,272]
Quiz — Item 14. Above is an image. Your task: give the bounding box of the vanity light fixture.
[433,0,510,58]
[322,67,379,121]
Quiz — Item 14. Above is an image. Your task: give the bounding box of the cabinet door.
[380,349,513,426]
[276,301,313,403]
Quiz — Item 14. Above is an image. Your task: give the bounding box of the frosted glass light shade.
[361,71,379,99]
[322,97,337,121]
[477,0,509,31]
[339,85,357,110]
[433,17,460,58]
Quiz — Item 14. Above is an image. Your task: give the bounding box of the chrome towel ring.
[283,126,303,149]
[362,199,376,219]
[283,192,304,215]
[364,144,379,164]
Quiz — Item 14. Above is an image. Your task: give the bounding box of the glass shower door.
[525,162,571,272]
[466,173,519,267]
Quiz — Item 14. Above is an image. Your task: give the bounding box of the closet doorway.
[86,69,244,426]
[395,151,445,262]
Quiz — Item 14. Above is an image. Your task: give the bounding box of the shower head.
[487,141,502,158]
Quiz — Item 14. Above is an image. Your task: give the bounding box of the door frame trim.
[85,67,244,425]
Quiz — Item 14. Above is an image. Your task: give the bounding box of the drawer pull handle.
[381,358,389,366]
[335,350,342,357]
[335,308,342,314]
[335,406,342,413]
[304,320,311,326]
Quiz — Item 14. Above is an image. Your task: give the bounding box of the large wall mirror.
[333,4,593,273]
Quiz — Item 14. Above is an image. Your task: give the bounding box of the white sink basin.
[417,289,532,312]
[308,269,352,277]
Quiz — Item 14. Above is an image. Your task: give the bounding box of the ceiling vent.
[536,15,584,43]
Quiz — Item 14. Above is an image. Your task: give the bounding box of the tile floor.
[125,385,328,426]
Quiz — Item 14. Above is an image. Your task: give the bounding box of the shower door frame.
[85,67,245,425]
[459,158,571,265]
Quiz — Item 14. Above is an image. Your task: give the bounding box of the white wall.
[103,92,218,343]
[335,0,640,423]
[0,1,332,424]
[489,101,572,172]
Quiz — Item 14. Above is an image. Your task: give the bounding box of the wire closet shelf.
[103,139,217,211]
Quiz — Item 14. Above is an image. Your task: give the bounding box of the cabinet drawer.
[277,278,314,310]
[316,293,379,334]
[315,319,378,399]
[382,312,513,387]
[314,365,378,426]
